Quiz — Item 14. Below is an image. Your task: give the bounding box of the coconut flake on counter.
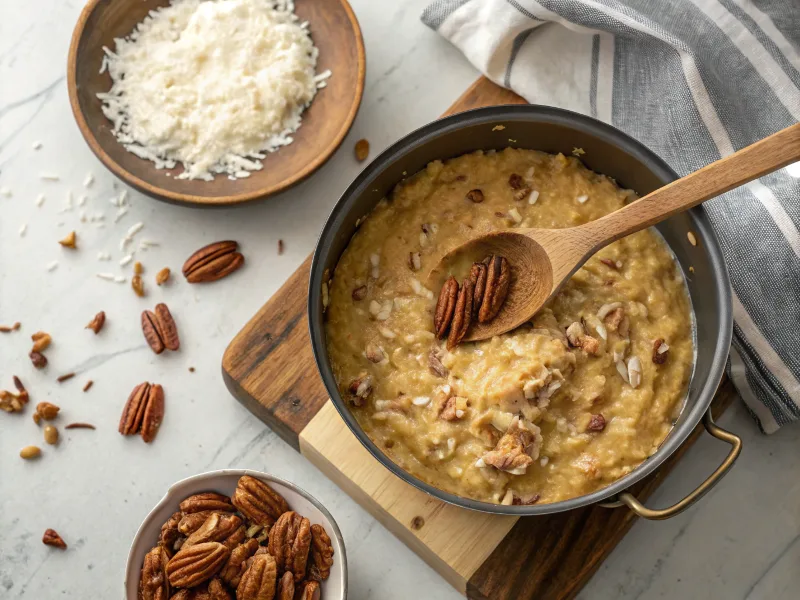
[36,194,45,207]
[0,187,11,198]
[83,173,94,188]
[19,224,27,237]
[32,141,43,150]
[46,261,59,272]
[97,0,330,181]
[40,173,60,181]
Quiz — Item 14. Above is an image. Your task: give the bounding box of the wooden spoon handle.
[579,122,800,249]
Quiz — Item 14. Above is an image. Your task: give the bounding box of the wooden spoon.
[427,123,800,342]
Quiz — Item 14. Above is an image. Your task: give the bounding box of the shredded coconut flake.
[576,194,589,204]
[98,0,329,181]
[40,173,59,181]
[96,272,115,281]
[36,194,45,207]
[47,260,59,272]
[32,141,42,150]
[19,224,27,237]
[84,173,95,188]
[0,187,11,198]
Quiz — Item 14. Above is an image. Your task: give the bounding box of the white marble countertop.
[1,1,799,599]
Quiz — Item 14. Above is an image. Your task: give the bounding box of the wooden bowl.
[67,0,365,207]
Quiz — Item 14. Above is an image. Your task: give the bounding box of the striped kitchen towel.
[422,0,800,433]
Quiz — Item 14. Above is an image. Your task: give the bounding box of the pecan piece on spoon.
[434,276,458,339]
[478,255,510,323]
[447,278,474,350]
[468,261,488,318]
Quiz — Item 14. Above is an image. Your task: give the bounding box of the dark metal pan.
[308,105,739,519]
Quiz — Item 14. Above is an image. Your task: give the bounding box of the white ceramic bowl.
[125,469,347,599]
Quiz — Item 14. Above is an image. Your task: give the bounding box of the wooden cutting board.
[222,77,737,599]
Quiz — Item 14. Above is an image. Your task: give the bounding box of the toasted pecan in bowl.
[125,470,346,600]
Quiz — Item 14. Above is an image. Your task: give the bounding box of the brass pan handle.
[600,409,742,520]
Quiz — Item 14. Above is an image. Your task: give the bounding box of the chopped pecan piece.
[179,511,215,536]
[268,511,312,582]
[587,414,606,432]
[166,542,229,589]
[140,545,170,600]
[478,255,510,323]
[438,395,458,421]
[276,572,294,600]
[482,416,536,474]
[236,553,277,600]
[183,513,243,549]
[447,278,474,349]
[428,348,449,378]
[347,373,373,407]
[508,173,524,189]
[31,331,52,353]
[231,475,289,529]
[351,285,367,301]
[183,241,245,284]
[653,338,669,364]
[29,351,48,369]
[434,276,458,339]
[465,189,484,203]
[603,307,625,332]
[42,528,67,549]
[365,344,385,363]
[222,526,246,551]
[512,493,541,505]
[219,538,259,588]
[295,580,321,600]
[208,578,232,600]
[581,335,600,355]
[308,524,334,581]
[565,322,584,347]
[599,258,619,270]
[86,311,106,334]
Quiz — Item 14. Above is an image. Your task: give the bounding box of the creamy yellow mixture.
[325,149,693,505]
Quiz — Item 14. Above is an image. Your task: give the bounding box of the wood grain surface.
[222,76,739,600]
[67,0,365,206]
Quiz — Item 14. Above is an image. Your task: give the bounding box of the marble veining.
[1,1,798,599]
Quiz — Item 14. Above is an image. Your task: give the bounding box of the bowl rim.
[66,0,366,207]
[124,469,348,597]
[307,104,733,516]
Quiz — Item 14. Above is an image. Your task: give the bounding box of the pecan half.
[482,416,535,474]
[276,572,294,600]
[142,303,180,354]
[183,241,244,284]
[308,524,334,581]
[222,525,246,551]
[42,528,67,549]
[469,262,488,318]
[428,348,449,378]
[478,255,511,323]
[220,539,259,588]
[86,311,106,334]
[119,382,164,443]
[295,581,321,600]
[653,338,669,364]
[140,545,170,600]
[231,476,289,529]
[434,276,458,339]
[160,511,183,556]
[447,278,474,349]
[166,542,229,588]
[587,414,606,432]
[180,493,235,515]
[268,511,311,582]
[465,189,484,203]
[236,553,277,600]
[184,513,243,549]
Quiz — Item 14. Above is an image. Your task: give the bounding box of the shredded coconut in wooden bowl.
[97,0,331,181]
